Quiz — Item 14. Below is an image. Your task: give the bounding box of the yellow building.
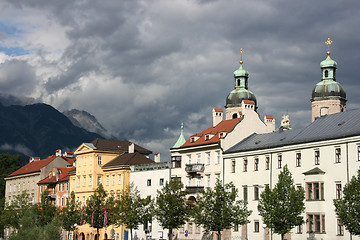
[70,138,153,240]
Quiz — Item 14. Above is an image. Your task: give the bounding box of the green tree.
[84,185,114,237]
[59,191,81,238]
[334,169,360,236]
[258,165,305,240]
[154,178,190,240]
[34,189,58,226]
[192,179,252,240]
[114,184,154,240]
[0,191,33,230]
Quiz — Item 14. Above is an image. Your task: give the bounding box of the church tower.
[311,38,347,122]
[225,49,257,120]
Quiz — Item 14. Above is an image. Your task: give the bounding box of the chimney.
[29,157,40,163]
[128,142,134,153]
[154,152,161,163]
[56,149,62,157]
[212,108,223,127]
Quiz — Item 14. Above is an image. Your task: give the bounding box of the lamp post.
[262,223,266,240]
[74,223,77,240]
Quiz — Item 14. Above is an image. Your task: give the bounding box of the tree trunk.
[217,230,221,240]
[130,229,133,240]
[281,233,284,240]
[97,228,99,240]
[168,228,172,240]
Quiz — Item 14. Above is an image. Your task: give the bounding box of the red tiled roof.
[265,115,274,119]
[213,108,223,112]
[37,167,75,184]
[243,100,255,104]
[8,155,75,177]
[181,118,242,148]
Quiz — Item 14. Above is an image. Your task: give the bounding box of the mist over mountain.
[63,109,114,139]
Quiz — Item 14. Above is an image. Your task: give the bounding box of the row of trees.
[2,163,360,240]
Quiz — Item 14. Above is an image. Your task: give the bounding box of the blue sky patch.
[0,46,29,56]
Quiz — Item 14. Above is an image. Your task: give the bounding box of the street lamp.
[74,223,77,240]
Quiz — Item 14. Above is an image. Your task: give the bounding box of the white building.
[223,50,358,240]
[130,153,170,240]
[170,58,275,240]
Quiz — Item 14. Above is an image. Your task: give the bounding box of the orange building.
[37,166,75,208]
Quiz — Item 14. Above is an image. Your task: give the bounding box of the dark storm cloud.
[0,60,37,95]
[2,0,360,160]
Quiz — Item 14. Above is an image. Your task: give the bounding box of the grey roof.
[225,109,360,154]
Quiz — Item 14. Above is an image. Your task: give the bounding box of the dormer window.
[232,113,238,119]
[190,137,195,143]
[205,135,209,141]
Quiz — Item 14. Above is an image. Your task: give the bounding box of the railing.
[186,186,204,194]
[185,163,205,173]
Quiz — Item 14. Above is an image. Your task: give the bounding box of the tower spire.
[325,37,333,56]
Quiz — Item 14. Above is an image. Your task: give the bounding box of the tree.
[114,184,154,240]
[258,165,305,240]
[84,185,115,237]
[192,179,252,240]
[34,189,58,226]
[59,191,81,238]
[0,191,33,230]
[334,169,360,236]
[154,178,190,240]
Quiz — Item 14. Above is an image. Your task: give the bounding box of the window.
[296,152,301,167]
[189,223,193,234]
[278,155,282,169]
[336,183,342,200]
[77,177,80,187]
[315,150,320,165]
[234,224,239,232]
[188,177,191,186]
[335,148,341,163]
[90,156,93,165]
[78,157,81,167]
[196,177,201,186]
[265,156,270,170]
[106,176,109,186]
[84,156,87,166]
[97,176,101,186]
[83,176,86,186]
[160,178,164,186]
[243,159,248,172]
[206,175,210,187]
[89,176,92,186]
[296,224,303,234]
[73,179,75,189]
[98,156,102,165]
[232,160,236,173]
[147,179,151,186]
[254,158,259,171]
[358,146,360,161]
[215,173,220,181]
[196,153,201,163]
[171,156,181,168]
[61,197,64,206]
[206,152,210,165]
[216,151,220,165]
[40,185,43,193]
[337,219,344,236]
[254,186,259,200]
[307,213,325,233]
[205,135,209,141]
[112,175,115,185]
[254,221,259,232]
[118,175,122,185]
[307,182,324,200]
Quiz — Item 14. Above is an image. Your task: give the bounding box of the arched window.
[232,113,237,119]
[325,70,329,78]
[237,79,240,86]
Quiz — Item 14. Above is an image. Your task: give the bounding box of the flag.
[80,207,84,226]
[104,203,108,227]
[91,205,95,227]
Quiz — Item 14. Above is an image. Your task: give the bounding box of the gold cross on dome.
[239,48,244,64]
[325,38,333,55]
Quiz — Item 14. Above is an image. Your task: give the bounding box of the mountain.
[63,109,114,139]
[0,103,101,162]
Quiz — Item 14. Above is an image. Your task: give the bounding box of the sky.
[0,0,360,160]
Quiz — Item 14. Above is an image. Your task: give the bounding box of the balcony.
[186,186,204,194]
[185,163,205,174]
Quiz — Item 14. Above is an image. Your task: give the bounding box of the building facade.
[223,50,358,240]
[170,58,275,240]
